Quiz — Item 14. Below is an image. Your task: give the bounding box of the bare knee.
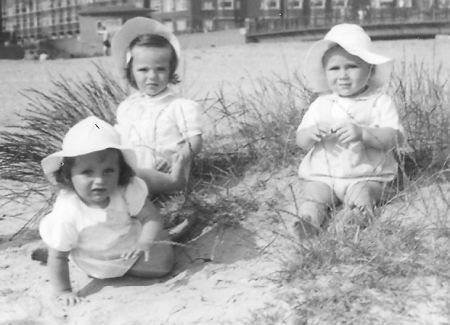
[345,181,383,209]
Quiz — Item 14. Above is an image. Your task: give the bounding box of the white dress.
[39,177,148,279]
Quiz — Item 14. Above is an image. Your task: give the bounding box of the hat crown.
[324,24,372,54]
[62,116,120,155]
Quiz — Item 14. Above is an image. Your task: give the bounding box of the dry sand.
[1,31,450,324]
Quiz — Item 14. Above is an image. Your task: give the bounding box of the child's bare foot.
[167,214,198,243]
[333,207,373,233]
[294,216,320,240]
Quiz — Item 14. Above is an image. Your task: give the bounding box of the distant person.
[97,22,111,56]
[111,18,203,239]
[39,51,49,61]
[293,24,404,239]
[39,116,180,306]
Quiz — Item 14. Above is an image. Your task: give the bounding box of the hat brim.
[42,145,138,178]
[304,39,393,93]
[111,17,181,79]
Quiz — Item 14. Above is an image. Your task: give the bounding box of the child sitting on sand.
[294,24,404,239]
[111,17,203,197]
[39,116,180,306]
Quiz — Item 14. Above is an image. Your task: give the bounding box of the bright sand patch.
[1,32,450,324]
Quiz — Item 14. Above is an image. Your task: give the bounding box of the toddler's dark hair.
[125,34,180,88]
[53,148,134,190]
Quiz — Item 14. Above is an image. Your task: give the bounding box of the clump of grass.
[0,64,126,185]
[390,61,450,177]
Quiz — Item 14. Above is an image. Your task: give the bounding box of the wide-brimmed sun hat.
[41,116,137,177]
[111,17,181,79]
[304,24,393,93]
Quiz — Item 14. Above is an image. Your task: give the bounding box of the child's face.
[323,46,372,97]
[131,45,171,96]
[70,149,120,209]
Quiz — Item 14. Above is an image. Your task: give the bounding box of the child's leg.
[345,181,383,211]
[342,181,384,226]
[294,181,339,239]
[126,231,174,278]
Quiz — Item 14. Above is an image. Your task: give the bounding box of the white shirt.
[115,88,203,170]
[297,88,404,182]
[39,177,148,279]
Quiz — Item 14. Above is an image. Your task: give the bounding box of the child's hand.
[55,291,82,307]
[156,159,171,173]
[309,123,331,142]
[121,243,152,262]
[332,122,362,144]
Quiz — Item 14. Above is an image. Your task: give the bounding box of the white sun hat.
[303,24,393,93]
[111,17,181,79]
[41,116,137,177]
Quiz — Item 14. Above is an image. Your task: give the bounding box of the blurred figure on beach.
[111,17,203,240]
[39,117,179,306]
[293,24,404,239]
[97,22,111,56]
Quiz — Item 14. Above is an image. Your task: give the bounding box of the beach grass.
[0,56,449,323]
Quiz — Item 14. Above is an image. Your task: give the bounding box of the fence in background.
[246,7,450,42]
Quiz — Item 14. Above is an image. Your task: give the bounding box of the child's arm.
[47,247,81,306]
[296,123,331,151]
[121,199,164,262]
[179,134,203,164]
[137,153,185,194]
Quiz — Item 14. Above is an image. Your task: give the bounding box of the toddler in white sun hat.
[293,24,404,239]
[111,17,203,197]
[39,116,180,306]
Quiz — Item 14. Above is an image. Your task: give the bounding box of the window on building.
[269,0,280,9]
[202,1,214,10]
[289,0,301,8]
[175,0,187,11]
[311,0,324,8]
[261,0,280,10]
[162,0,174,12]
[219,0,233,9]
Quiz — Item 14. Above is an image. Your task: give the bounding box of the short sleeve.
[124,177,149,216]
[39,194,79,252]
[297,98,321,132]
[373,94,404,133]
[171,99,203,139]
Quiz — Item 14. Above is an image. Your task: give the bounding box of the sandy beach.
[1,31,450,324]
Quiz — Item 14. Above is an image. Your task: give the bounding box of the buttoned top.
[297,88,404,182]
[115,88,203,170]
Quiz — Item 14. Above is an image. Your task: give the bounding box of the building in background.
[1,0,445,57]
[1,0,149,43]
